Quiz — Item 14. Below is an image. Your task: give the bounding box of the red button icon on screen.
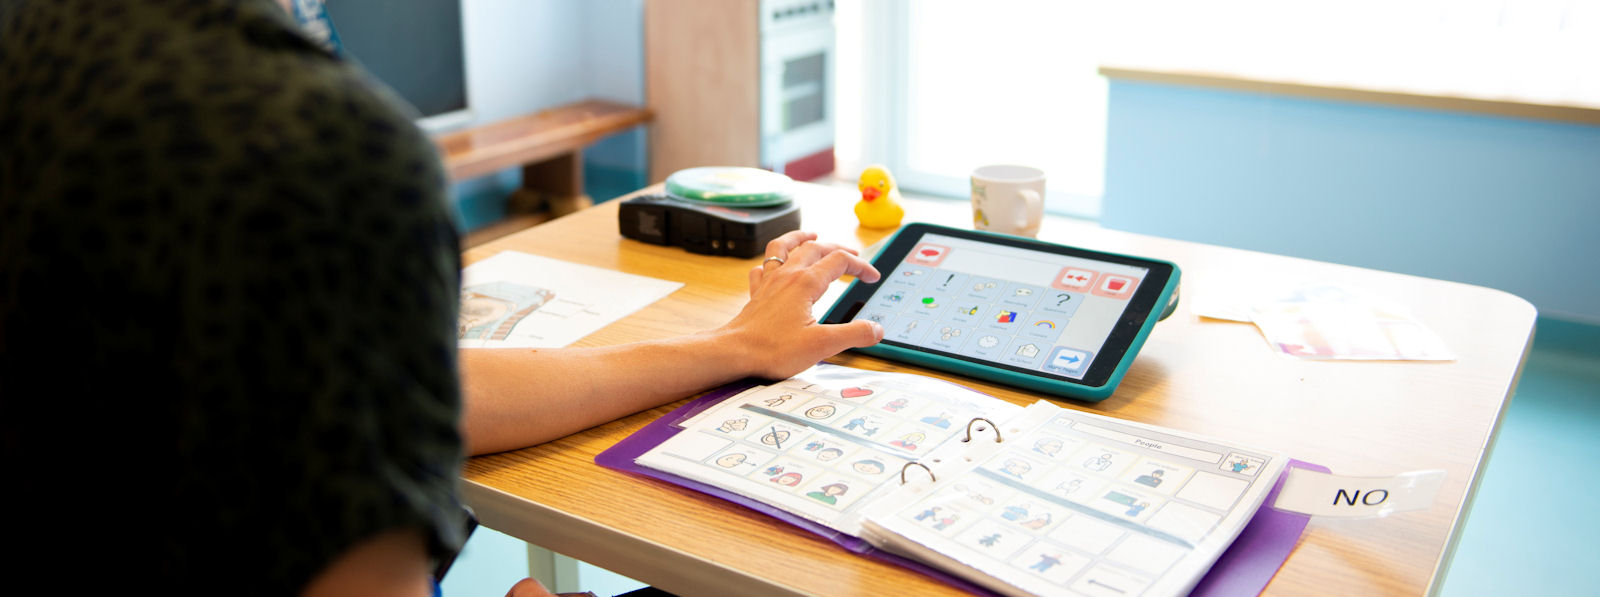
[1093,274,1140,299]
[1052,267,1099,292]
[907,244,950,266]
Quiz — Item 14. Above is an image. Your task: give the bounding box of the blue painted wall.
[1101,80,1600,323]
[449,0,647,230]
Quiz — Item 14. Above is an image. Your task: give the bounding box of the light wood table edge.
[463,479,806,596]
[1425,321,1537,596]
[1098,66,1600,127]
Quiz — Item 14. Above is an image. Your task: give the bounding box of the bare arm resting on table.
[460,231,885,455]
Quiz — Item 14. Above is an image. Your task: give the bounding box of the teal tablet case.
[831,226,1181,402]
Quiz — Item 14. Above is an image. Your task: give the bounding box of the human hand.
[722,231,883,379]
[504,578,593,597]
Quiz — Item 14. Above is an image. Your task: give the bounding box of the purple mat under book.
[596,380,1325,596]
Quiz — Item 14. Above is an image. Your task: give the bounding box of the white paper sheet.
[637,364,1025,536]
[458,251,683,348]
[1188,269,1455,361]
[858,401,1289,597]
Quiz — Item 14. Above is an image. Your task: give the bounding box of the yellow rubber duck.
[855,165,905,229]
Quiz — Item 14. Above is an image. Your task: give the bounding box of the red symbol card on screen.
[907,244,950,266]
[1093,274,1140,299]
[1052,267,1099,292]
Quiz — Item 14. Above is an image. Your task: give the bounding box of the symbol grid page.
[635,365,1024,536]
[859,401,1286,597]
[864,234,1149,380]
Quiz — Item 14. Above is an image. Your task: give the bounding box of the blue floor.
[1438,318,1600,596]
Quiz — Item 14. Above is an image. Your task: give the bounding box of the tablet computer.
[819,223,1180,401]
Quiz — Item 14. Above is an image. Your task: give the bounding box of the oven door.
[761,23,835,179]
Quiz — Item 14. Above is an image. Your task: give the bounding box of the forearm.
[458,232,883,456]
[459,330,758,455]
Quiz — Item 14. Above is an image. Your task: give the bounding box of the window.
[835,0,1600,219]
[837,1,1110,218]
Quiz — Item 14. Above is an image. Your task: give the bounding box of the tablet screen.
[829,227,1172,388]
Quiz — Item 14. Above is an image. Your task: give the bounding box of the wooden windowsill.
[433,99,653,182]
[1100,66,1600,127]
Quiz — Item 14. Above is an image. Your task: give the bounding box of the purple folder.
[596,380,1324,596]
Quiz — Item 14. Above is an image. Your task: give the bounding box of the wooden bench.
[432,99,652,243]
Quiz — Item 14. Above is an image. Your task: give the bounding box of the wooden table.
[460,184,1534,596]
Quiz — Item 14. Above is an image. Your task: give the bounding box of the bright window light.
[836,0,1600,220]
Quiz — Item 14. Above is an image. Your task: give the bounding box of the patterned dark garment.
[0,0,467,592]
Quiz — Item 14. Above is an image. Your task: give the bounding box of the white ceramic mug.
[970,165,1044,237]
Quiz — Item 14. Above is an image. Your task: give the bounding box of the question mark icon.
[1056,294,1070,307]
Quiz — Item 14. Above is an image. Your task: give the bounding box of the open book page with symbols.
[858,400,1288,597]
[635,364,1025,538]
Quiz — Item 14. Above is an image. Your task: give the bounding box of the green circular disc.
[664,167,795,207]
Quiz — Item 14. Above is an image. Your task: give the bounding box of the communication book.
[618,364,1289,596]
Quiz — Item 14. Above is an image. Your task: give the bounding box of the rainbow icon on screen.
[1034,320,1057,329]
[996,311,1019,323]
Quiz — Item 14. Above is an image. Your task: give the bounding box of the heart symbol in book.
[841,387,873,398]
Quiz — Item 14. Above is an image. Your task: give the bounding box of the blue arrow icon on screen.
[1047,348,1091,372]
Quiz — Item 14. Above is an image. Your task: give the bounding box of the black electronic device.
[618,193,802,258]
